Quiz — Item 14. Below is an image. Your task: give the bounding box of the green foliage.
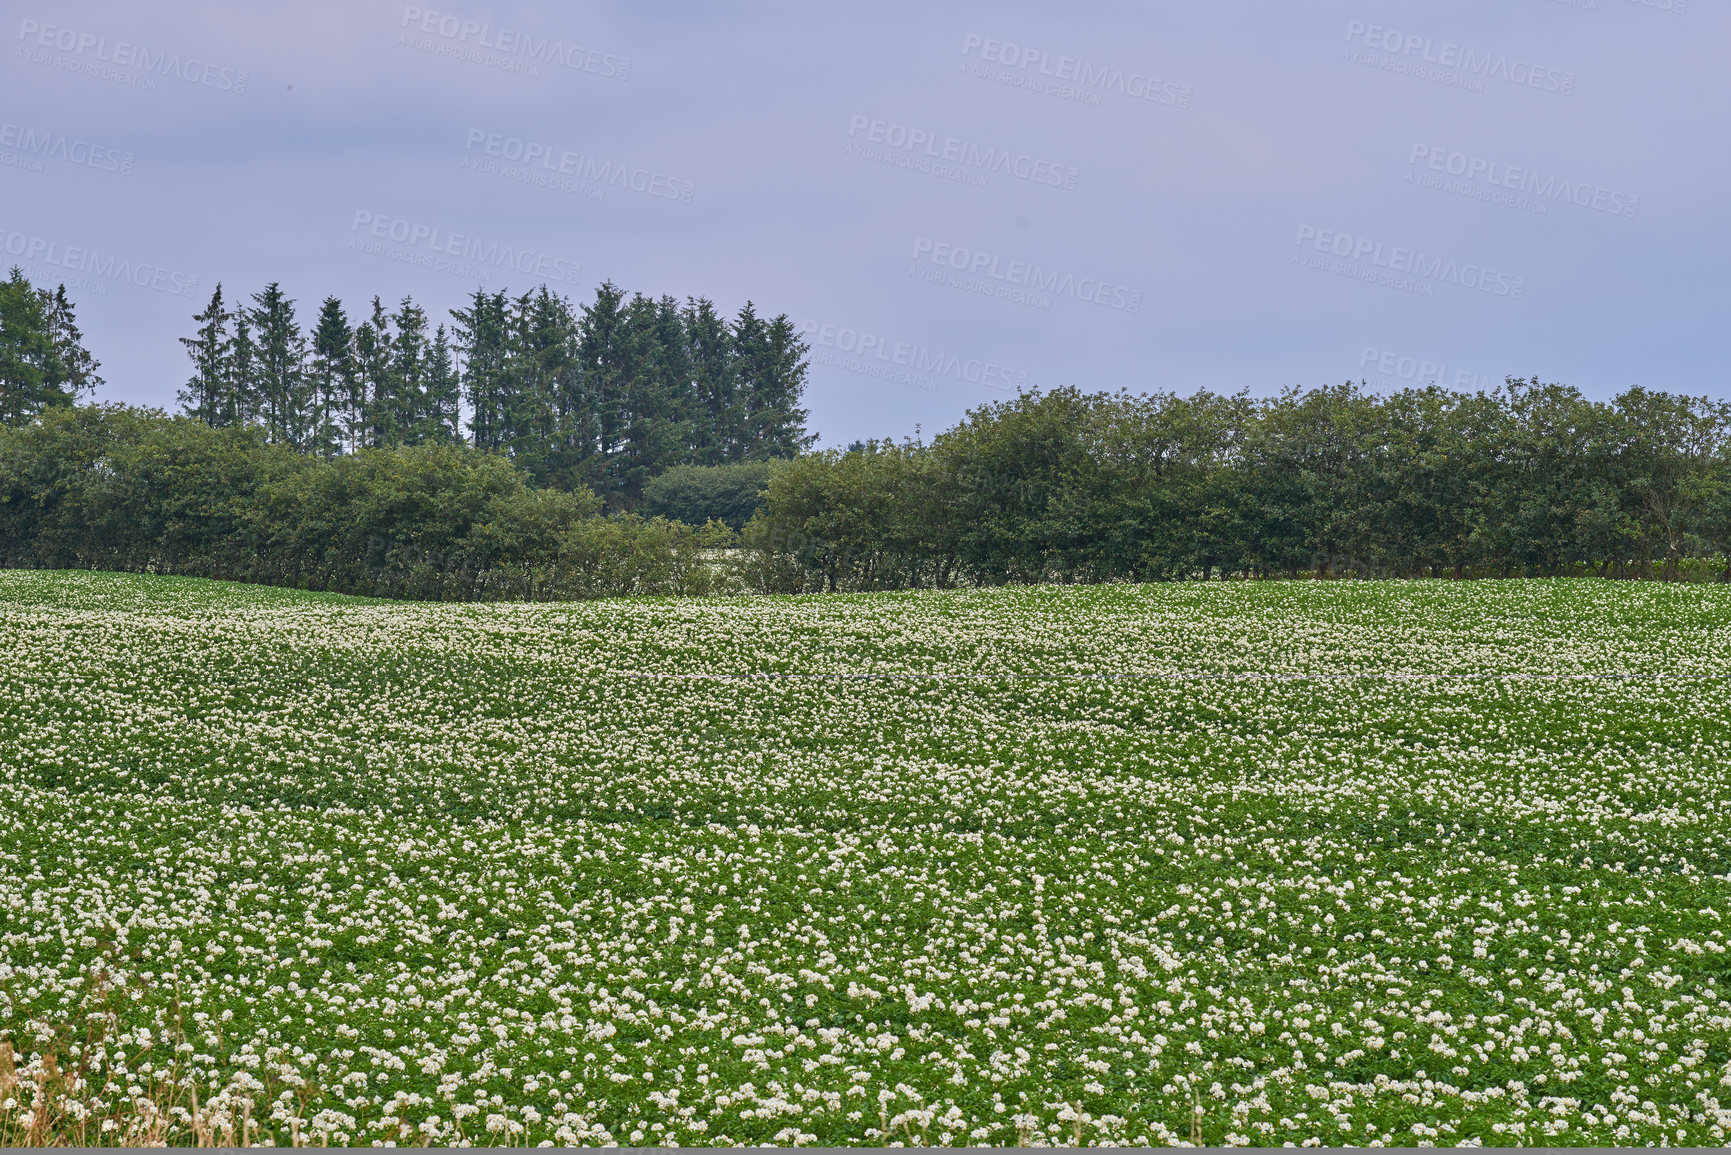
[0,267,100,425]
[0,406,736,600]
[0,405,277,572]
[182,279,812,510]
[4,574,1731,1145]
[746,381,1731,590]
[178,286,236,429]
[740,442,950,591]
[307,294,356,455]
[639,460,778,530]
[247,282,309,449]
[20,279,1731,606]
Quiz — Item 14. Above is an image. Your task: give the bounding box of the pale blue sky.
[4,0,1723,446]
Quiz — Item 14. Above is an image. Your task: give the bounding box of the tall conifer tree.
[227,307,258,430]
[730,302,811,460]
[421,324,461,444]
[390,297,429,444]
[575,281,633,499]
[683,297,737,464]
[0,268,64,425]
[617,294,691,500]
[179,285,232,427]
[737,309,812,460]
[308,296,356,455]
[453,288,510,452]
[355,298,394,449]
[39,284,102,400]
[248,283,308,448]
[514,286,576,484]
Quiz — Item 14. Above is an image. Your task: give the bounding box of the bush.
[740,443,949,592]
[640,461,778,530]
[742,384,1731,589]
[0,404,296,573]
[0,405,739,601]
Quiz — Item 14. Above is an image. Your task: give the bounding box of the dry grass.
[0,968,327,1149]
[0,1036,305,1148]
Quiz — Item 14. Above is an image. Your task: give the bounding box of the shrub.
[0,406,736,601]
[640,461,778,530]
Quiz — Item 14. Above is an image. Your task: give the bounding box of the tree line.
[9,380,1731,603]
[8,267,1731,599]
[175,280,812,506]
[745,381,1731,590]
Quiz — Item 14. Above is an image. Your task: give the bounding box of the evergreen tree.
[452,289,510,452]
[575,281,633,500]
[516,286,576,484]
[650,294,695,452]
[226,307,257,430]
[248,283,308,448]
[683,297,738,464]
[39,283,102,399]
[308,296,356,455]
[0,267,63,426]
[732,302,812,460]
[390,297,429,444]
[617,294,691,501]
[355,298,395,449]
[178,285,233,427]
[420,324,462,444]
[0,270,100,426]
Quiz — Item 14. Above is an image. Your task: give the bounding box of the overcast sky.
[4,0,1723,447]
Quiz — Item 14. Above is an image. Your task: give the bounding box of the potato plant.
[1,571,1728,1146]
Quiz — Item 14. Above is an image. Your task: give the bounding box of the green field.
[2,571,1729,1146]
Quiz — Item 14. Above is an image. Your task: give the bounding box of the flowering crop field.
[2,571,1730,1147]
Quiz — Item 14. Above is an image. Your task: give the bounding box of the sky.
[3,0,1724,448]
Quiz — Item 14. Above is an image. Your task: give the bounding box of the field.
[2,572,1730,1147]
